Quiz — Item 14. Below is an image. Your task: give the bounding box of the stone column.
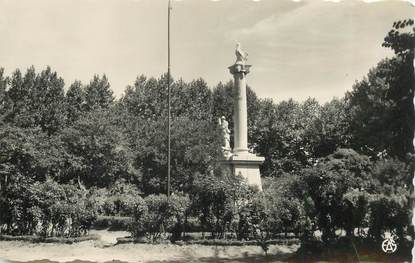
[229,63,251,154]
[227,62,264,191]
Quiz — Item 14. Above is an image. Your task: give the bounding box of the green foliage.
[368,193,410,242]
[119,75,223,194]
[129,193,190,242]
[367,158,411,241]
[66,80,85,125]
[84,74,114,111]
[0,68,9,122]
[300,149,373,243]
[0,125,70,184]
[190,172,249,239]
[263,175,308,237]
[0,178,97,237]
[61,108,137,187]
[253,98,349,176]
[0,19,412,245]
[312,98,350,157]
[4,67,67,135]
[239,193,274,254]
[93,215,132,230]
[382,19,414,57]
[346,57,414,158]
[347,19,414,158]
[103,180,142,216]
[297,149,412,244]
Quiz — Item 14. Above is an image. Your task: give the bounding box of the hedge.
[116,236,300,246]
[93,215,132,230]
[0,234,99,244]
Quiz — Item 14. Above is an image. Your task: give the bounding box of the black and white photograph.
[0,0,414,262]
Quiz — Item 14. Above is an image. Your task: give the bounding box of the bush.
[368,193,410,241]
[182,217,204,233]
[262,175,308,238]
[299,149,373,243]
[174,238,300,246]
[238,193,278,255]
[93,216,132,230]
[365,158,412,242]
[129,193,190,242]
[0,179,97,237]
[190,172,249,239]
[0,234,99,243]
[94,180,142,217]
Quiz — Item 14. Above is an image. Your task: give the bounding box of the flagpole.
[167,0,171,199]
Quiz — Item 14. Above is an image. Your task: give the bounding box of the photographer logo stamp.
[381,237,397,253]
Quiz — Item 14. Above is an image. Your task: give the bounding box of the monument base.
[221,152,264,191]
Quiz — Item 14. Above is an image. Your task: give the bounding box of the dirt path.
[0,240,298,263]
[88,229,130,245]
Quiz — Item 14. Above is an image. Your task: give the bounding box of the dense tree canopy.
[346,18,414,159]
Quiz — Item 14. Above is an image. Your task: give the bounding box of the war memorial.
[220,43,264,191]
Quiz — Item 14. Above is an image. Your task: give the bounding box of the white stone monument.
[221,43,264,191]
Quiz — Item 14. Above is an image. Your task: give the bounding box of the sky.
[0,0,413,102]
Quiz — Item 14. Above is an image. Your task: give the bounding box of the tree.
[3,67,67,135]
[119,75,223,194]
[300,149,373,243]
[84,74,114,111]
[34,67,67,135]
[103,179,142,216]
[174,78,213,121]
[382,19,414,58]
[0,68,9,123]
[0,178,97,237]
[4,68,32,127]
[190,172,248,239]
[120,75,165,121]
[263,175,307,237]
[212,81,234,134]
[252,99,320,176]
[66,80,85,125]
[368,158,411,241]
[61,108,137,188]
[242,194,274,255]
[0,125,69,185]
[347,19,414,158]
[346,57,413,158]
[129,193,190,242]
[312,98,350,157]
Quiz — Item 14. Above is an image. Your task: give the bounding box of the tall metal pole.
[412,48,415,254]
[167,0,171,198]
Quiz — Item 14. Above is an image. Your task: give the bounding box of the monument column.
[229,64,250,153]
[224,43,264,191]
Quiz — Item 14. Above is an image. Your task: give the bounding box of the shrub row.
[93,216,132,230]
[115,236,300,246]
[175,238,300,246]
[0,179,97,237]
[0,234,99,244]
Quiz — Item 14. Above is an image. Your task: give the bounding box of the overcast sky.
[0,0,413,102]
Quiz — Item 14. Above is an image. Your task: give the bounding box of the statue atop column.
[235,42,248,65]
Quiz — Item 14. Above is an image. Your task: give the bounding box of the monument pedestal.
[229,152,264,191]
